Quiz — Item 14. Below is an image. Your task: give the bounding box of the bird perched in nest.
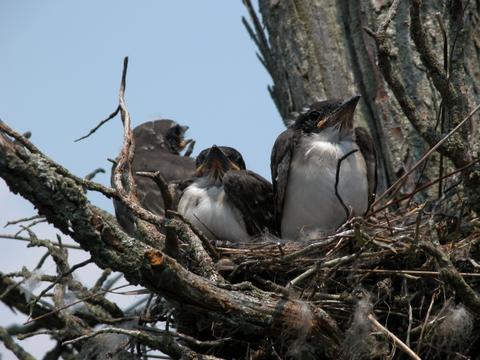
[112,119,195,234]
[178,145,274,242]
[271,96,377,239]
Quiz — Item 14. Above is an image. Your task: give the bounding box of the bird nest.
[208,195,480,359]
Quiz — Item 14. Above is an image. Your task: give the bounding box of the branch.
[410,0,462,108]
[84,167,105,181]
[74,106,120,142]
[168,218,223,283]
[28,258,93,316]
[367,314,421,360]
[108,58,166,241]
[4,214,44,227]
[64,327,222,360]
[369,158,480,215]
[365,0,480,212]
[419,241,480,314]
[136,171,173,215]
[0,272,73,332]
[0,234,82,250]
[0,121,118,200]
[335,149,358,219]
[143,249,342,353]
[0,326,36,360]
[242,0,272,72]
[168,210,220,261]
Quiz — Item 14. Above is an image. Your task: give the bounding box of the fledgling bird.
[178,145,274,242]
[112,119,195,234]
[271,96,377,239]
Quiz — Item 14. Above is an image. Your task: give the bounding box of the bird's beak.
[178,126,191,150]
[198,145,232,178]
[179,138,192,150]
[318,96,360,135]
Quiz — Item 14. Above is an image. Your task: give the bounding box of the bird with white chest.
[271,96,377,240]
[178,145,274,242]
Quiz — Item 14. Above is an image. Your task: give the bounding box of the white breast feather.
[281,134,368,240]
[178,181,249,242]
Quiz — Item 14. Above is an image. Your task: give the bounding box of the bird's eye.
[308,111,321,121]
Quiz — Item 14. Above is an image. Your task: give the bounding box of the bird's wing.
[354,127,377,208]
[270,129,296,235]
[223,170,275,237]
[132,120,165,151]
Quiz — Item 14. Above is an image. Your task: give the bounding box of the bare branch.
[419,241,480,314]
[0,121,118,199]
[369,158,480,215]
[367,314,421,360]
[0,326,37,360]
[4,215,44,228]
[335,149,359,219]
[63,326,222,360]
[410,1,457,105]
[168,210,220,260]
[0,234,82,250]
[85,167,106,181]
[28,258,93,313]
[371,102,480,208]
[136,171,174,216]
[74,105,120,142]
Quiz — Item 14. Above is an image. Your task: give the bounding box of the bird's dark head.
[162,120,191,154]
[195,145,246,181]
[133,119,191,154]
[292,96,360,140]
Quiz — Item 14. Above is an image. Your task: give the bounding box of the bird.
[178,145,274,242]
[112,119,196,234]
[271,96,377,240]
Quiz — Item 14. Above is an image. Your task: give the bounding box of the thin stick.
[74,106,120,142]
[369,158,479,216]
[4,215,43,228]
[371,102,480,209]
[136,171,173,214]
[416,291,437,353]
[0,234,82,250]
[335,149,358,219]
[0,121,118,200]
[24,284,131,325]
[335,268,480,278]
[407,301,413,347]
[30,258,93,309]
[62,326,152,346]
[0,326,36,360]
[367,314,422,360]
[108,58,164,228]
[85,168,106,181]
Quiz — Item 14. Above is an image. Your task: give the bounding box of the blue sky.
[0,1,284,357]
